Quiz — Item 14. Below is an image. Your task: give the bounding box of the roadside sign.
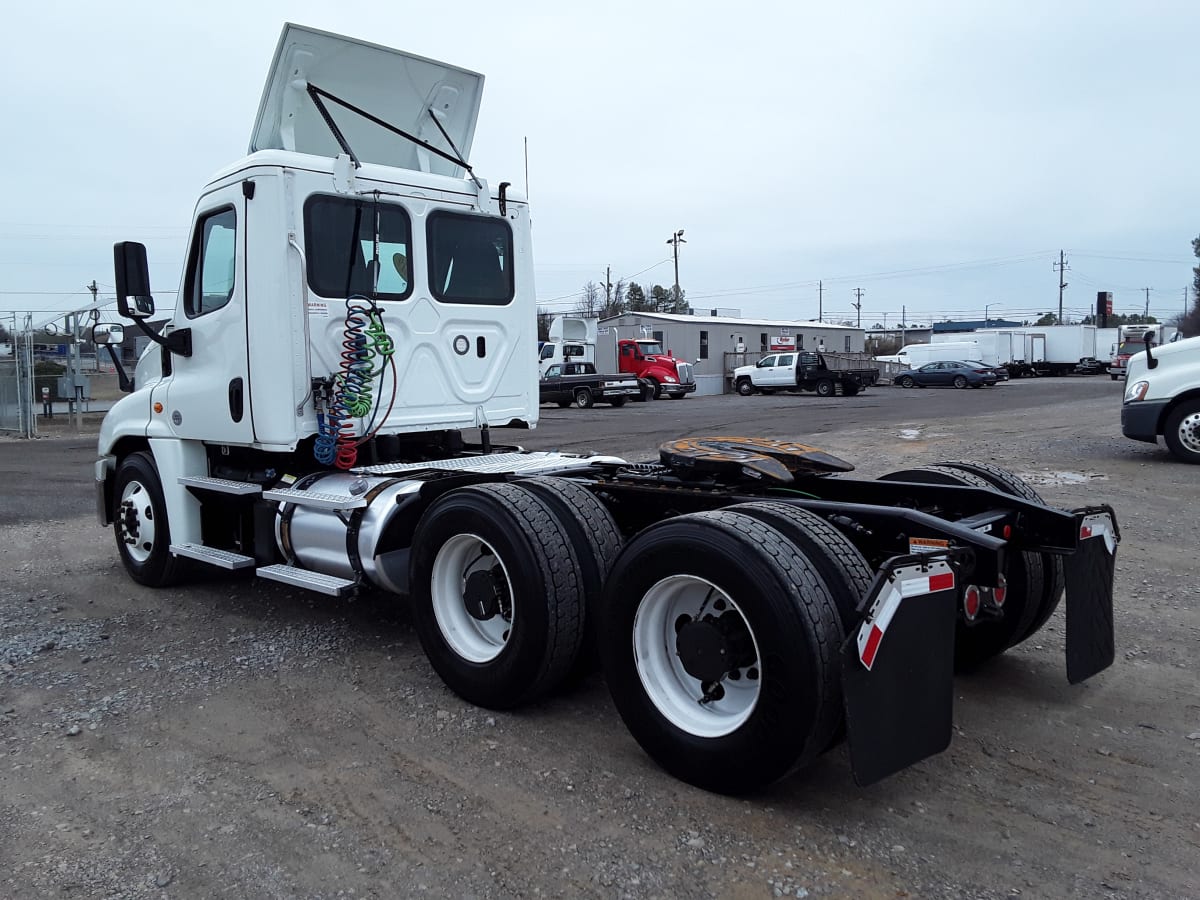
[597,326,610,336]
[778,327,791,337]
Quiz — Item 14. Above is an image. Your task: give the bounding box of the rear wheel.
[409,483,586,709]
[609,396,627,408]
[877,465,1044,670]
[736,378,755,396]
[815,378,834,397]
[1163,399,1200,464]
[574,388,594,409]
[517,477,623,678]
[953,375,968,389]
[598,510,843,794]
[555,400,571,408]
[112,452,184,588]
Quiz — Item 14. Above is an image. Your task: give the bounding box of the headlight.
[664,376,678,383]
[1125,380,1149,402]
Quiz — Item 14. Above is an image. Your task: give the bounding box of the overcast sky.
[2,0,1196,329]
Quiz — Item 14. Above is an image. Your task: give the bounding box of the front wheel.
[598,510,843,794]
[1164,399,1200,464]
[898,376,915,389]
[953,375,968,389]
[112,451,183,587]
[736,378,755,396]
[643,379,662,401]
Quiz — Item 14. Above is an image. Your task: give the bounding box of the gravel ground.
[1,378,1198,899]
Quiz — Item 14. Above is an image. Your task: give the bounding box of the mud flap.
[842,556,958,786]
[1064,510,1118,684]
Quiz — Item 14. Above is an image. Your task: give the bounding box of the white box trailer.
[971,326,1100,377]
[876,341,985,367]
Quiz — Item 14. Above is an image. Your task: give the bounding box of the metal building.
[597,312,865,396]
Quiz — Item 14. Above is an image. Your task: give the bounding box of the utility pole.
[666,230,686,309]
[901,305,907,345]
[818,280,823,322]
[602,266,612,310]
[1143,287,1151,319]
[852,288,864,328]
[1053,250,1069,323]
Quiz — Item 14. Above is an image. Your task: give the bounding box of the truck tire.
[953,375,968,389]
[573,388,594,409]
[815,378,834,397]
[409,483,586,709]
[842,383,860,397]
[736,378,754,396]
[112,451,185,588]
[645,379,662,401]
[935,461,1066,644]
[597,510,843,794]
[876,466,1044,671]
[556,400,571,408]
[728,501,870,630]
[609,396,627,408]
[519,477,624,678]
[1163,399,1200,464]
[898,375,915,389]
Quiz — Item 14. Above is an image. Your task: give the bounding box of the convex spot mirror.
[92,324,125,345]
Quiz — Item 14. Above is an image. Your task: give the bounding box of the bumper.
[602,386,641,398]
[1121,399,1167,443]
[662,382,697,397]
[95,456,115,526]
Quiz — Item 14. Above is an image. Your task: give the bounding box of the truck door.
[161,186,253,444]
[771,353,796,386]
[541,364,563,403]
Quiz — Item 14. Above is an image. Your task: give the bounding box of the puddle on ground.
[1018,470,1109,485]
[898,428,923,441]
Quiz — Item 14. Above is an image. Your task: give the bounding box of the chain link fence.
[0,333,36,437]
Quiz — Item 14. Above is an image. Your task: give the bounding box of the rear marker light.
[1002,524,1012,539]
[993,574,1007,607]
[963,586,981,620]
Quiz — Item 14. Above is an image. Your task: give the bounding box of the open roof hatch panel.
[249,23,484,177]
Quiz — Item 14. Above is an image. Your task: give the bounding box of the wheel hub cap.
[1180,412,1200,453]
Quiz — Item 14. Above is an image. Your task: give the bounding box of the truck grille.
[677,363,694,384]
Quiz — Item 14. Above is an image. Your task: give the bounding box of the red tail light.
[963,586,981,620]
[974,369,989,374]
[993,574,1007,608]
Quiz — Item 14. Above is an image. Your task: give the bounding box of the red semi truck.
[616,338,696,400]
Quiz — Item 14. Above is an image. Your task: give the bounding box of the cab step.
[178,476,263,495]
[261,487,367,510]
[169,543,256,570]
[255,564,357,597]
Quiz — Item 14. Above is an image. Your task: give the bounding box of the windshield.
[637,341,664,355]
[1116,341,1147,356]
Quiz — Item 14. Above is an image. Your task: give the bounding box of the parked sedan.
[894,360,998,389]
[965,359,1009,381]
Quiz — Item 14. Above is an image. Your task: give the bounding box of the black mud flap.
[1063,509,1118,684]
[842,555,958,786]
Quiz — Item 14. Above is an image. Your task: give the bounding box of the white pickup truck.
[1121,333,1200,463]
[734,351,879,397]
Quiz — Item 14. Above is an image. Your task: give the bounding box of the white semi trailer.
[93,24,1120,794]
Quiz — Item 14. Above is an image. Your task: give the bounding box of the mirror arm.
[126,317,192,358]
[103,345,135,393]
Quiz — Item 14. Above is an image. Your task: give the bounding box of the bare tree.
[575,281,602,317]
[536,307,554,341]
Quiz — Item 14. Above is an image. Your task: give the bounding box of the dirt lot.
[2,378,1198,899]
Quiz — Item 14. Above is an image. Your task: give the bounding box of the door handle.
[228,377,244,422]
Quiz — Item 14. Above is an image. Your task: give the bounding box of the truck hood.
[733,364,756,378]
[1125,334,1200,381]
[249,23,484,178]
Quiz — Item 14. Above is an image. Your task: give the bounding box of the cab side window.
[184,207,237,318]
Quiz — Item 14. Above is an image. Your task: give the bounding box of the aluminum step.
[178,476,263,496]
[256,564,357,597]
[169,542,256,570]
[261,487,366,510]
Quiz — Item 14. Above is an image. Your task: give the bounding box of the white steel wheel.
[633,575,762,738]
[1173,408,1200,455]
[117,479,157,563]
[430,533,514,663]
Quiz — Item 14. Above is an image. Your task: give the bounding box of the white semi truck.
[94,24,1120,794]
[1121,332,1200,463]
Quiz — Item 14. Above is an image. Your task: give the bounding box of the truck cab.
[616,338,695,399]
[1121,334,1200,463]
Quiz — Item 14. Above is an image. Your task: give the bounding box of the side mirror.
[92,324,125,345]
[114,242,155,319]
[1144,331,1158,369]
